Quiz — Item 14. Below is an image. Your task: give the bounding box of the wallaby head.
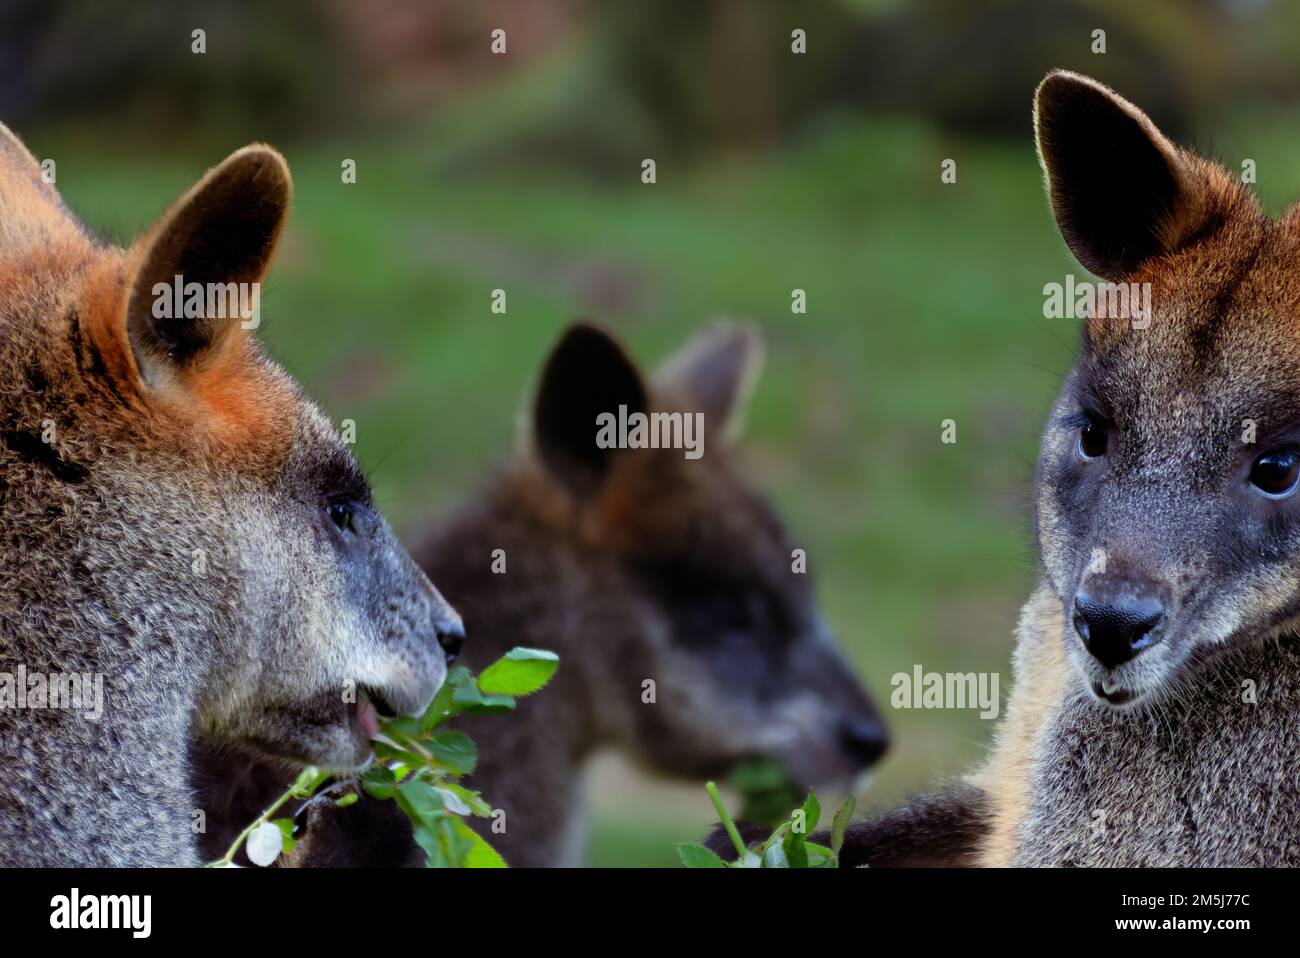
[1032,71,1300,710]
[0,124,459,831]
[199,321,888,869]
[436,322,886,792]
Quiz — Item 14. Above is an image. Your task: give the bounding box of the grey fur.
[0,136,458,866]
[202,322,888,868]
[820,71,1300,868]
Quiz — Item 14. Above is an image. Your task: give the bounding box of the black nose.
[436,618,464,663]
[1072,588,1166,669]
[838,716,888,768]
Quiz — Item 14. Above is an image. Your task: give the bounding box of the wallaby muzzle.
[1072,570,1170,674]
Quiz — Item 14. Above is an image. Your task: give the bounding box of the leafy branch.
[676,780,857,868]
[207,647,559,868]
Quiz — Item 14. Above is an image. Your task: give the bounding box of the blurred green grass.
[36,107,1300,866]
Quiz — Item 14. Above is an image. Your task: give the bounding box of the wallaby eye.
[1249,449,1300,498]
[1077,420,1108,459]
[327,500,355,532]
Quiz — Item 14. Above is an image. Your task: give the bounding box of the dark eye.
[1249,449,1300,498]
[1077,420,1108,460]
[327,500,355,532]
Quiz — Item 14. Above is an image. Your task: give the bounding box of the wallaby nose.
[838,716,889,768]
[435,616,464,663]
[1072,587,1166,669]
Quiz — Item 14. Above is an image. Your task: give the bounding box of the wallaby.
[0,127,462,866]
[713,70,1300,867]
[219,321,889,868]
[418,322,888,867]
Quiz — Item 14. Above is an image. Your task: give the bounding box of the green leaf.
[427,730,478,775]
[782,816,809,869]
[271,818,298,855]
[728,757,788,793]
[831,794,856,858]
[800,790,822,835]
[372,741,426,768]
[477,647,559,697]
[453,819,508,868]
[440,781,492,817]
[805,842,836,868]
[451,682,517,716]
[379,714,422,741]
[730,757,802,825]
[676,842,727,868]
[411,821,445,868]
[431,816,478,867]
[397,778,450,827]
[761,840,789,868]
[435,787,472,815]
[421,665,473,729]
[361,766,398,801]
[334,791,359,809]
[362,765,397,789]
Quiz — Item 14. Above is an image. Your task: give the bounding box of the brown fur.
[1,126,459,866]
[728,71,1300,867]
[976,73,1300,866]
[206,322,888,867]
[423,323,888,866]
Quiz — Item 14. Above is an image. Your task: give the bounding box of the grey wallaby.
[0,128,462,866]
[713,70,1300,867]
[203,321,889,867]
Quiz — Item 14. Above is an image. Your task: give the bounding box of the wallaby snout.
[1072,575,1169,672]
[435,615,465,662]
[836,714,889,769]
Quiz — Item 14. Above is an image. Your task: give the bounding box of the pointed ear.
[654,321,762,443]
[125,145,291,388]
[0,123,80,253]
[533,323,647,497]
[1034,71,1211,280]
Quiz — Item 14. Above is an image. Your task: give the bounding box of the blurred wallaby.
[0,127,462,866]
[273,322,888,867]
[714,71,1300,867]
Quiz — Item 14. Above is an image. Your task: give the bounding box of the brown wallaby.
[713,70,1300,867]
[418,322,887,866]
[0,126,462,866]
[222,321,889,867]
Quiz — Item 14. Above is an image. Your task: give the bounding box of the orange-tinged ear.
[125,145,291,391]
[0,123,81,254]
[1034,71,1213,281]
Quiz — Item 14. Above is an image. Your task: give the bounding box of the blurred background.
[9,0,1300,865]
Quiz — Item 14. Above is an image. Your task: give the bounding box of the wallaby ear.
[654,321,763,443]
[1034,71,1209,281]
[533,323,648,497]
[125,145,291,389]
[0,123,80,253]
